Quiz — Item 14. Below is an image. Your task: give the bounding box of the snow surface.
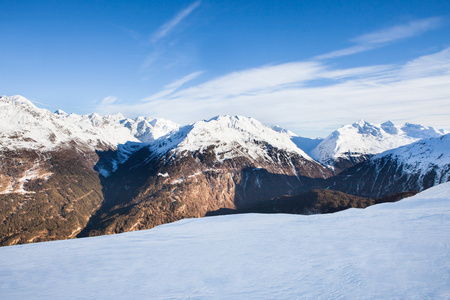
[0,95,179,151]
[149,115,314,162]
[311,119,446,166]
[1,182,449,299]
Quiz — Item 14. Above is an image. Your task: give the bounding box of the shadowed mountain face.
[326,135,450,197]
[206,189,418,216]
[79,143,332,237]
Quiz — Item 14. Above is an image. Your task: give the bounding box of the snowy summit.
[311,119,446,167]
[0,95,179,151]
[149,115,313,162]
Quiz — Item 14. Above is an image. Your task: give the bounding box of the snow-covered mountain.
[0,95,180,183]
[2,181,449,299]
[0,95,179,151]
[0,95,179,245]
[150,115,314,164]
[311,120,446,172]
[329,134,450,197]
[80,115,333,237]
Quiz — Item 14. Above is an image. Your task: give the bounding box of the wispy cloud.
[151,1,201,43]
[99,96,118,106]
[316,17,442,59]
[142,71,204,101]
[96,48,450,137]
[354,17,442,44]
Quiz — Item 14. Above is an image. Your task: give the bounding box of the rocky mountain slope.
[80,115,332,237]
[0,95,178,245]
[311,120,446,173]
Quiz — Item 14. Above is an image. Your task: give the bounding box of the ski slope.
[1,174,450,299]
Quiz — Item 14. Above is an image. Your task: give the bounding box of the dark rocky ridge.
[327,154,450,198]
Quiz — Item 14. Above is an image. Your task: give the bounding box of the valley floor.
[1,182,450,299]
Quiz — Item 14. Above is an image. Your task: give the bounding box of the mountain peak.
[149,114,312,162]
[381,120,395,127]
[311,120,446,170]
[1,95,36,108]
[353,119,369,126]
[0,95,178,151]
[205,114,254,125]
[54,109,68,116]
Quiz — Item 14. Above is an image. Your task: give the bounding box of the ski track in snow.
[1,182,449,299]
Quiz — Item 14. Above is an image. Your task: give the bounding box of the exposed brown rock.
[0,148,104,246]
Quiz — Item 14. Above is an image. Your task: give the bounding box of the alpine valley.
[1,95,449,246]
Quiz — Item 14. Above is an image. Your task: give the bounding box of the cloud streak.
[151,1,201,43]
[316,17,442,59]
[96,48,450,137]
[142,71,204,101]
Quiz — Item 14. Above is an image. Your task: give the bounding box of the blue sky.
[1,0,450,137]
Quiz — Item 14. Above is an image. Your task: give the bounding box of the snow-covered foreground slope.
[1,183,450,299]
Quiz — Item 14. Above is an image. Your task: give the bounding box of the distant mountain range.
[1,95,449,246]
[310,119,446,173]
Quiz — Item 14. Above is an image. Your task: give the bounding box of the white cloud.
[353,17,442,44]
[96,48,450,137]
[142,71,204,101]
[151,1,201,43]
[165,71,204,90]
[316,17,442,60]
[99,96,118,106]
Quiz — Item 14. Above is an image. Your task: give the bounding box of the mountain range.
[1,95,449,245]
